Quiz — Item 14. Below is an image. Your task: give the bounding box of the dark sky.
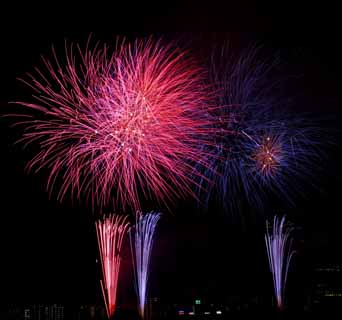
[1,4,342,309]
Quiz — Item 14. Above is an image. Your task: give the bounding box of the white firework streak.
[265,215,295,310]
[130,212,161,319]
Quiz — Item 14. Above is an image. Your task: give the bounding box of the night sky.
[1,5,342,311]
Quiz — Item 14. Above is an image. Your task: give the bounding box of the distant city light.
[325,293,342,297]
[178,310,185,315]
[195,299,201,305]
[216,310,222,314]
[189,311,195,315]
[316,265,342,272]
[204,311,211,315]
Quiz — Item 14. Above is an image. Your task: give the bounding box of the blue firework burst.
[197,44,326,214]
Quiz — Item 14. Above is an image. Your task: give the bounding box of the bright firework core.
[254,136,282,177]
[92,93,154,164]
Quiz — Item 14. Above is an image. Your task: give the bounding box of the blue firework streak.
[265,215,295,310]
[129,211,161,319]
[197,44,326,213]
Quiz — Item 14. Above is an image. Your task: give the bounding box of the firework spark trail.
[197,44,326,213]
[265,215,295,310]
[12,38,219,211]
[95,214,130,319]
[129,212,161,319]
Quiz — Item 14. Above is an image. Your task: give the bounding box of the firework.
[197,44,326,213]
[265,215,295,310]
[129,212,161,319]
[13,38,217,210]
[95,214,130,319]
[253,135,283,177]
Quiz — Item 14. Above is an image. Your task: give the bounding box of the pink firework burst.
[13,38,217,210]
[96,214,130,318]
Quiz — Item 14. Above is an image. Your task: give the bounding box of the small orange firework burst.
[254,136,283,177]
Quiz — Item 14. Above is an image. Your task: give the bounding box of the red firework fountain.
[13,38,217,211]
[95,214,130,319]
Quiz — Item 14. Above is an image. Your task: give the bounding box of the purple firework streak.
[129,212,161,319]
[265,215,295,310]
[196,44,327,214]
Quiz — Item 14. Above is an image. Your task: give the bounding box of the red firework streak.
[13,38,218,211]
[95,214,130,318]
